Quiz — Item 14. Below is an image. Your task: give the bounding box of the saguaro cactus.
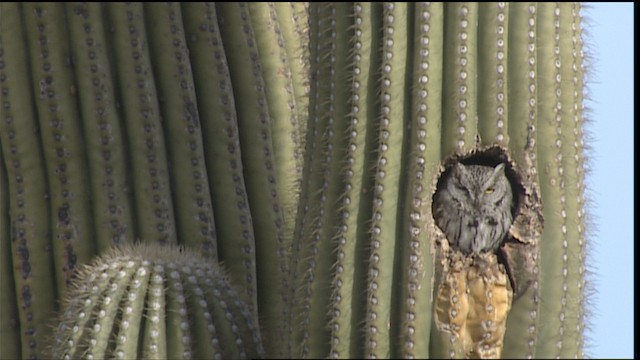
[0,2,590,359]
[290,2,588,358]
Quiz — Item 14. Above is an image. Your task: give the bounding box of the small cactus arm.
[0,2,591,359]
[49,244,265,359]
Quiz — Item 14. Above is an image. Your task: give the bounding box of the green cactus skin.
[65,3,135,253]
[0,2,590,359]
[213,3,295,357]
[22,2,98,293]
[180,1,260,324]
[143,3,219,259]
[394,3,443,357]
[247,2,304,228]
[0,143,22,359]
[50,244,265,359]
[1,3,61,357]
[66,4,134,252]
[531,3,588,358]
[105,3,178,247]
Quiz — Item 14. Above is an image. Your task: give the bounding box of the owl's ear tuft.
[452,162,466,175]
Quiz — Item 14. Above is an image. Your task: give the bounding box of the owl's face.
[446,163,512,211]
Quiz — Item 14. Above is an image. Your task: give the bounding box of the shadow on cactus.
[48,244,265,359]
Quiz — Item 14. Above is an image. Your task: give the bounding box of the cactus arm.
[180,1,259,322]
[442,3,479,155]
[143,3,218,258]
[214,3,289,356]
[105,2,177,245]
[50,244,265,359]
[22,2,96,292]
[65,3,135,252]
[477,3,510,146]
[0,4,60,357]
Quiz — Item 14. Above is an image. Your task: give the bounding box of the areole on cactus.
[0,2,590,359]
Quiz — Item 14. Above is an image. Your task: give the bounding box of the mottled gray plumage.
[433,163,513,254]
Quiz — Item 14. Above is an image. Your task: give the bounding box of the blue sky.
[582,3,633,358]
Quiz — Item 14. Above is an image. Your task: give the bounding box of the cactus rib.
[1,3,60,357]
[144,3,218,258]
[23,2,97,293]
[106,2,177,245]
[65,2,135,252]
[215,3,290,356]
[180,0,259,323]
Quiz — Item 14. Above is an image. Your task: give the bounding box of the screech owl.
[433,162,514,255]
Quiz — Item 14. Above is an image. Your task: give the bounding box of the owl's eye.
[485,187,495,194]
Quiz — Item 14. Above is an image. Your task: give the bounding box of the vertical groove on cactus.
[215,3,290,356]
[393,3,443,357]
[501,3,541,358]
[247,2,303,244]
[535,3,571,358]
[533,3,587,358]
[106,2,177,245]
[23,2,97,292]
[327,2,370,358]
[442,3,478,155]
[0,144,22,359]
[1,6,60,357]
[180,1,259,323]
[66,3,135,253]
[294,3,346,357]
[144,3,218,259]
[290,3,324,356]
[477,3,510,147]
[273,2,310,158]
[51,244,265,359]
[364,2,409,358]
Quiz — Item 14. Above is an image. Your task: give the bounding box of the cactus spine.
[0,2,590,358]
